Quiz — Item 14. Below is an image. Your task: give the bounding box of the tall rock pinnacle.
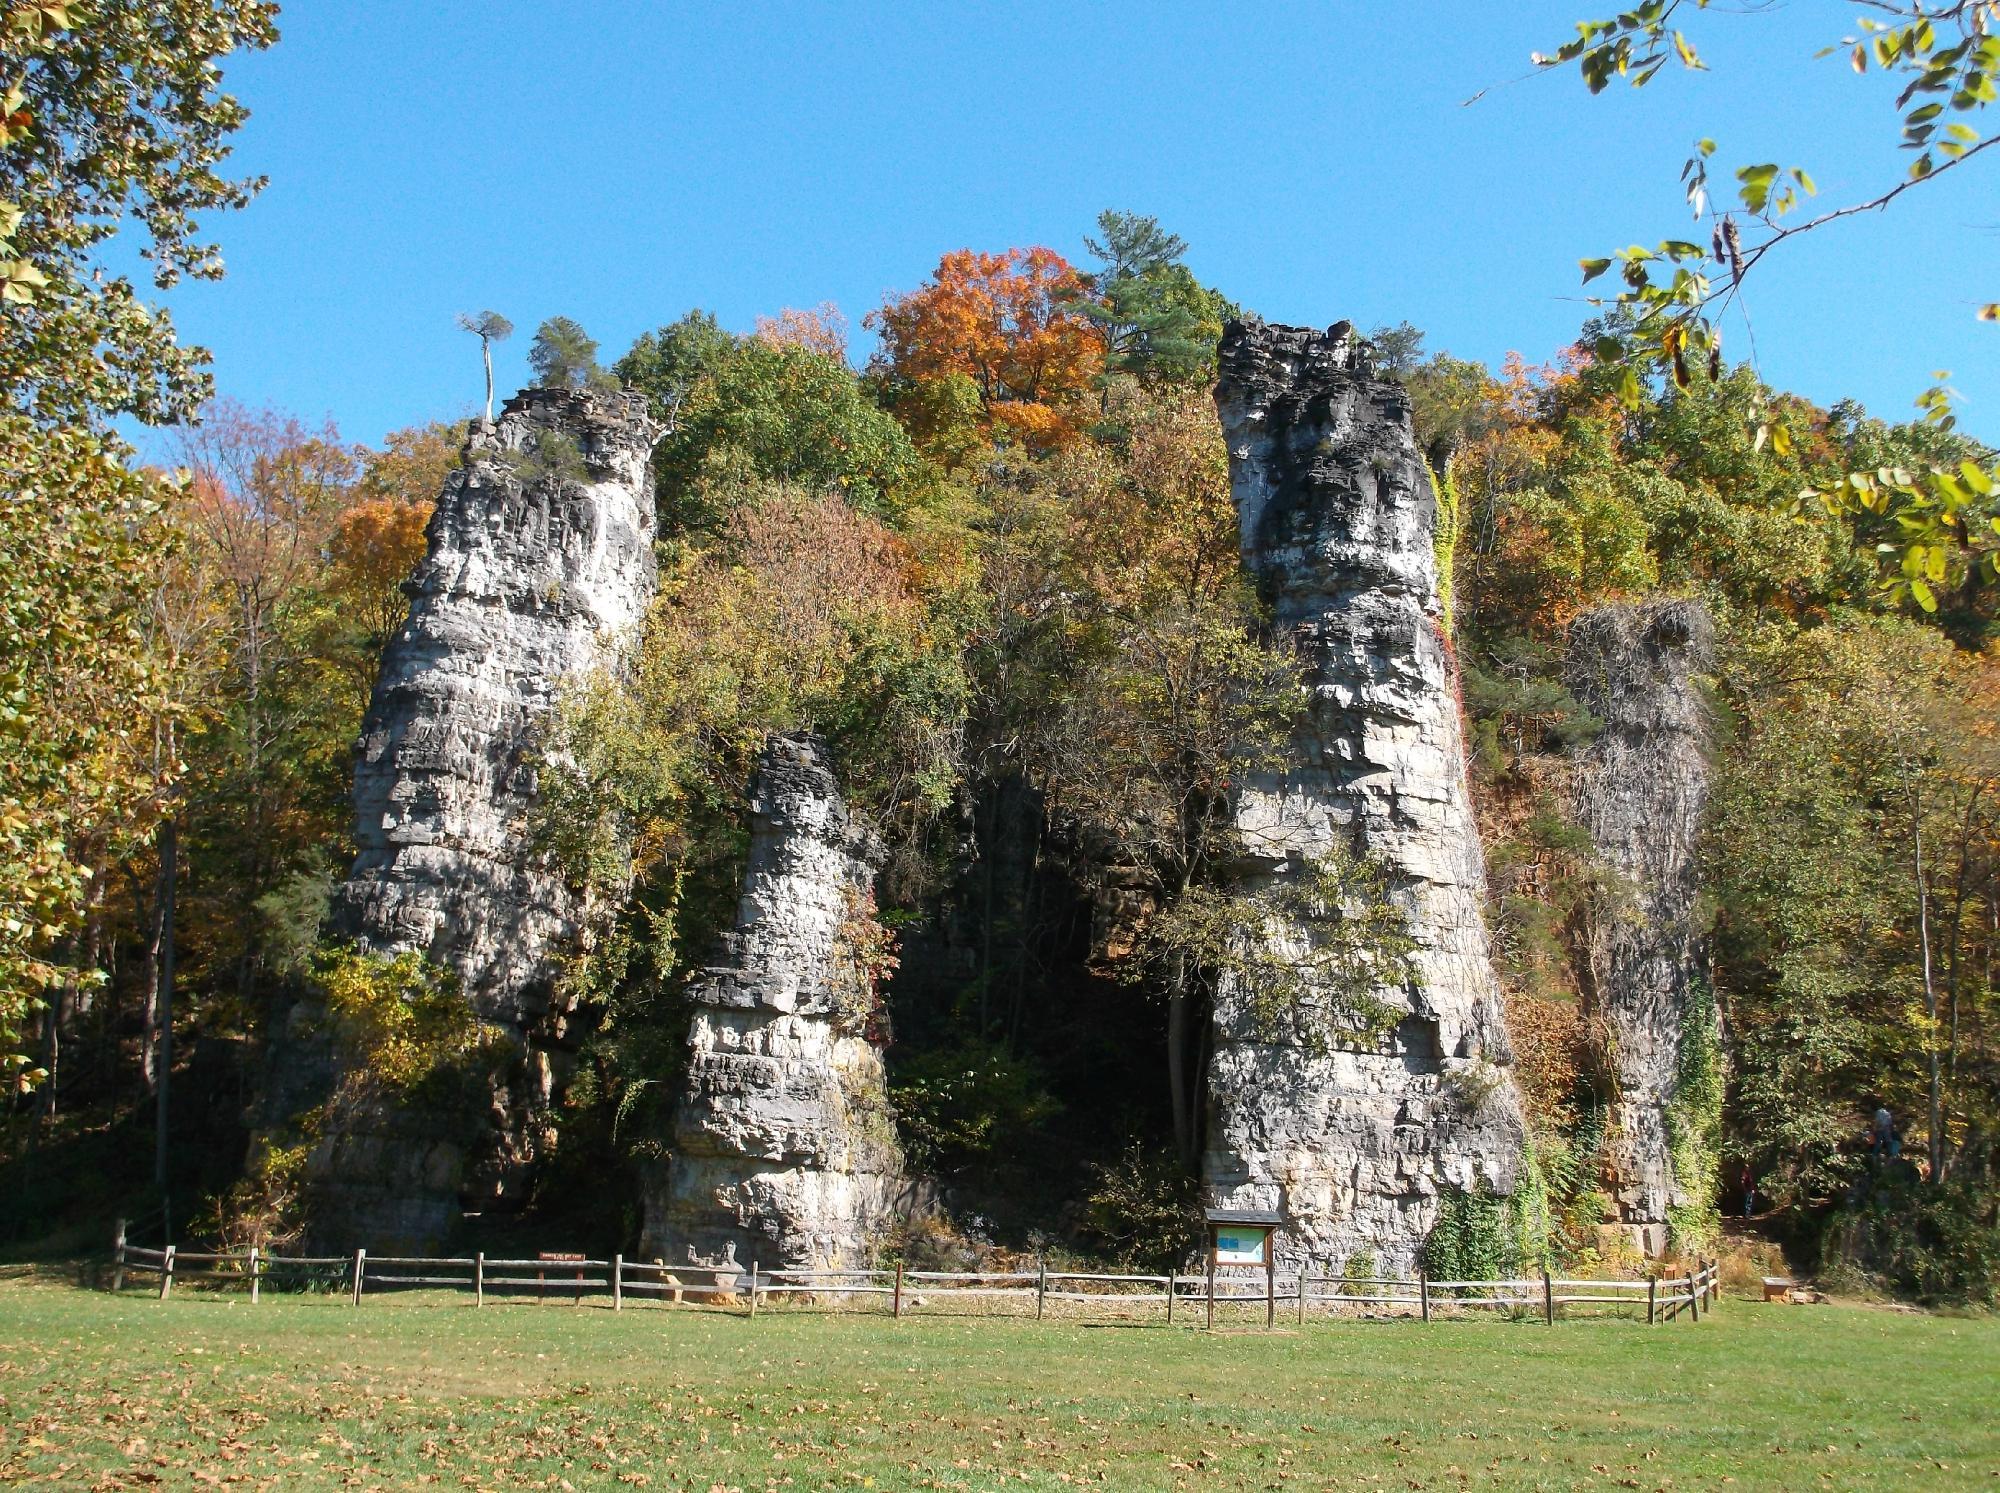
[1567,599,1716,1255]
[1209,317,1526,1274]
[646,734,905,1273]
[339,387,660,1012]
[305,386,661,1247]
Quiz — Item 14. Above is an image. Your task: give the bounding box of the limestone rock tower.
[646,734,905,1272]
[1207,317,1526,1274]
[301,386,661,1247]
[1566,599,1716,1254]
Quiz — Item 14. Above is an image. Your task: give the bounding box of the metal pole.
[1298,1271,1309,1327]
[1166,1271,1175,1325]
[157,1245,174,1302]
[1419,1269,1430,1322]
[893,1262,904,1320]
[351,1249,365,1307]
[475,1252,484,1308]
[248,1246,259,1305]
[748,1261,759,1319]
[1647,1275,1656,1325]
[1036,1259,1046,1321]
[613,1254,623,1311]
[1542,1267,1554,1326]
[112,1218,127,1294]
[1265,1248,1276,1330]
[1205,1250,1217,1332]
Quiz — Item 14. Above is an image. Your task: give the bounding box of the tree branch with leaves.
[1539,0,2000,611]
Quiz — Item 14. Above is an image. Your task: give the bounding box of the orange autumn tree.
[868,247,1104,456]
[327,422,460,672]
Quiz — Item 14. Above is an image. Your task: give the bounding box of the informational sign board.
[1211,1225,1270,1265]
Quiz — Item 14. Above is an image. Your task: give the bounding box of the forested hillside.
[5,5,1998,1303]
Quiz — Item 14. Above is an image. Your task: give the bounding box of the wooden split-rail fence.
[109,1222,1723,1327]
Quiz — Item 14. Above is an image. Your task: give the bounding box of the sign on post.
[1202,1207,1282,1331]
[1211,1223,1272,1264]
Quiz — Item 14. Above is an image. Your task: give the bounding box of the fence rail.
[106,1220,1723,1327]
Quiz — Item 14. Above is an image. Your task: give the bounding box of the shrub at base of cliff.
[226,947,502,1247]
[1422,1130,1620,1281]
[889,1038,1061,1180]
[1423,1186,1517,1282]
[1820,1166,2000,1306]
[1665,980,1723,1254]
[1078,1143,1204,1274]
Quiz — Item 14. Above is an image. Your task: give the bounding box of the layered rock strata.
[1566,599,1715,1253]
[646,734,905,1273]
[305,386,661,1247]
[1207,317,1526,1274]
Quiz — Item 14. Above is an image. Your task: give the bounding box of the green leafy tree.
[618,311,927,533]
[1536,0,2000,608]
[0,0,277,1067]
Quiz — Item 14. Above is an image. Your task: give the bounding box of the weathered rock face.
[307,386,661,1247]
[1566,599,1715,1251]
[646,734,905,1272]
[338,387,660,1017]
[1207,318,1526,1274]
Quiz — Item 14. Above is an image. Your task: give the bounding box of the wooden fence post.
[893,1262,904,1320]
[157,1245,175,1302]
[1166,1271,1175,1325]
[1647,1275,1657,1325]
[1035,1259,1046,1321]
[112,1218,127,1294]
[1542,1267,1554,1326]
[1419,1270,1430,1323]
[1205,1251,1217,1333]
[351,1249,365,1307]
[475,1252,484,1308]
[248,1246,259,1305]
[748,1262,759,1320]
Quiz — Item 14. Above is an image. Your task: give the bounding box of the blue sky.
[148,1,1999,451]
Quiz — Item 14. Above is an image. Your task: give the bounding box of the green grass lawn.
[0,1276,1993,1490]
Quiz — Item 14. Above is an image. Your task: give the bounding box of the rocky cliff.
[304,386,661,1246]
[645,734,905,1273]
[1207,318,1526,1274]
[1566,599,1715,1253]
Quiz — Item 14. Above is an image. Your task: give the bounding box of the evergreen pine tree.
[1081,211,1224,385]
[528,316,617,392]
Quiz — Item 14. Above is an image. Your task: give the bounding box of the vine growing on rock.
[1665,977,1724,1251]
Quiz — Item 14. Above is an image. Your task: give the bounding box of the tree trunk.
[34,963,64,1127]
[153,814,178,1194]
[1912,788,1942,1184]
[1167,950,1195,1169]
[482,338,496,427]
[133,864,163,1096]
